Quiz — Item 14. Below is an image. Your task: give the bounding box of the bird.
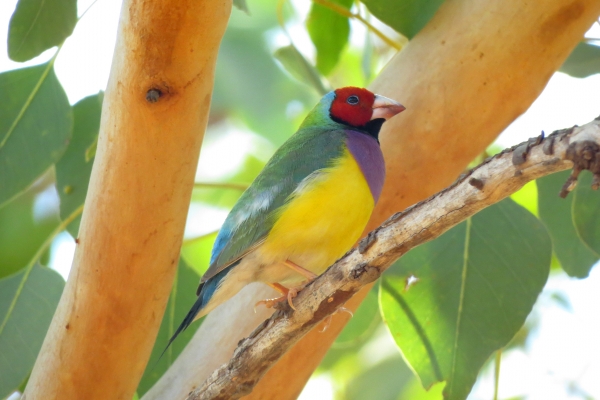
[166,87,404,349]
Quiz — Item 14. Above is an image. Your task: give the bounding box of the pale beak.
[371,94,405,120]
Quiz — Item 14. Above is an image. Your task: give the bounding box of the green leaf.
[398,379,446,400]
[306,0,352,75]
[212,18,318,146]
[233,0,250,14]
[537,171,598,277]
[573,171,600,258]
[381,199,551,400]
[181,232,218,276]
[273,45,329,96]
[0,63,73,207]
[399,380,445,400]
[345,356,414,400]
[334,285,380,346]
[0,264,65,398]
[559,42,600,78]
[137,258,202,395]
[510,180,538,216]
[8,0,77,61]
[0,173,60,279]
[361,0,444,38]
[56,94,103,237]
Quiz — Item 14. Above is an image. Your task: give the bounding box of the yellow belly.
[257,148,374,284]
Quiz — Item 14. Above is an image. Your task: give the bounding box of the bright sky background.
[2,0,600,398]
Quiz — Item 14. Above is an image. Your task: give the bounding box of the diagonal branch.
[188,117,600,400]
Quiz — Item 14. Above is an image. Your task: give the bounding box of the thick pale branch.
[24,0,231,399]
[188,118,600,400]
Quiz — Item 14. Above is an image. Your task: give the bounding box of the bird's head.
[302,87,405,139]
[329,87,405,127]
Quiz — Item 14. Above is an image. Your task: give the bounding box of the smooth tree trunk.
[143,0,600,399]
[24,0,231,399]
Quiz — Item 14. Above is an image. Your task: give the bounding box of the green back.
[204,125,347,281]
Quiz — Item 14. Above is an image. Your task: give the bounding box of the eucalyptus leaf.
[0,264,65,398]
[559,42,600,78]
[572,171,600,258]
[306,0,352,75]
[361,0,444,38]
[345,356,414,400]
[56,94,103,237]
[273,45,329,96]
[399,380,446,400]
[381,199,551,400]
[137,258,202,395]
[181,232,218,276]
[537,171,598,277]
[0,63,73,207]
[8,0,77,61]
[233,0,250,14]
[212,24,317,146]
[510,180,538,216]
[0,174,59,279]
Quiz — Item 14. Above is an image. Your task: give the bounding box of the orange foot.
[255,260,317,312]
[283,260,317,281]
[255,283,299,311]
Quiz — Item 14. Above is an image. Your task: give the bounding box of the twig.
[188,118,600,400]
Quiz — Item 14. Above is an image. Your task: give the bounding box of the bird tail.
[157,289,204,361]
[159,262,238,359]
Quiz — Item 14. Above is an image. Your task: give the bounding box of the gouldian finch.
[168,87,404,346]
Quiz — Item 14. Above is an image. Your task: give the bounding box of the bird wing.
[200,127,347,283]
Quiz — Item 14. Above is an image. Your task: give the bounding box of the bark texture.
[188,119,600,399]
[23,0,231,399]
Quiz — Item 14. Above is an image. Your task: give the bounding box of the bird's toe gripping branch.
[255,261,319,312]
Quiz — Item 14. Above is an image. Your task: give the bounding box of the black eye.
[347,95,359,105]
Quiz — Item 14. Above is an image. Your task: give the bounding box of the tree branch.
[188,118,600,400]
[23,0,231,398]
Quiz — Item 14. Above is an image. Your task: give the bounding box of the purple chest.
[344,130,386,202]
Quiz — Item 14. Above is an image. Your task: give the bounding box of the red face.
[329,87,376,128]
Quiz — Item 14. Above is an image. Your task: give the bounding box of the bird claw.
[255,287,299,311]
[287,288,298,310]
[319,315,332,332]
[319,306,354,332]
[254,298,279,312]
[338,306,354,318]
